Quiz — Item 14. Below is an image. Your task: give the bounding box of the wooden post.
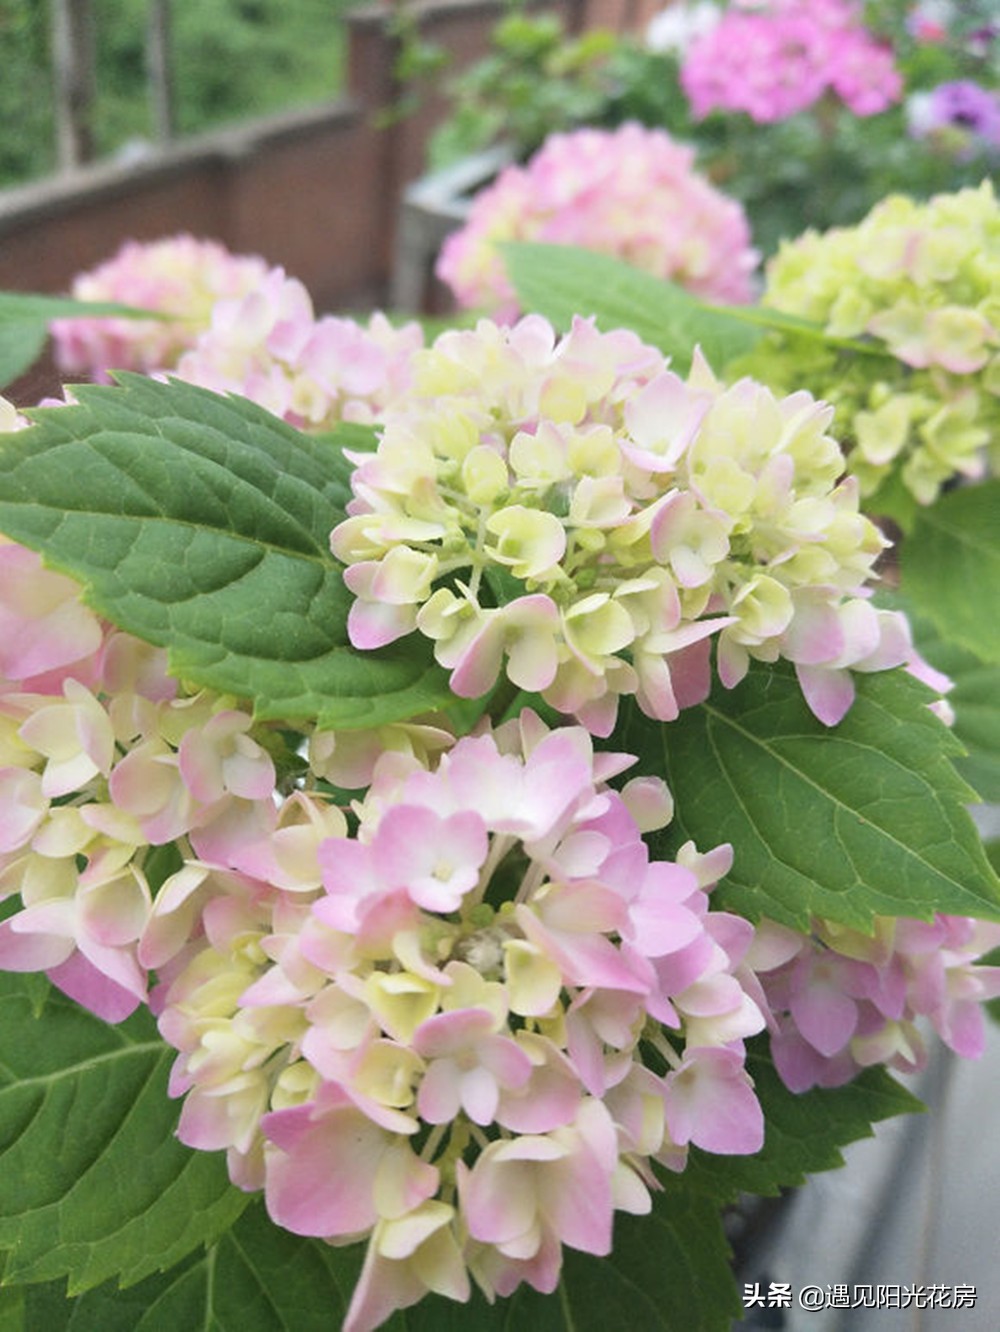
[50,0,96,170]
[147,0,174,145]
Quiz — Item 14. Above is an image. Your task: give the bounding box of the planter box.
[391,144,513,312]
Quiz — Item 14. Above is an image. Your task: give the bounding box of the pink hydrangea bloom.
[751,913,1000,1091]
[436,123,758,319]
[680,0,903,123]
[50,234,271,382]
[143,709,765,1329]
[174,267,424,429]
[0,539,285,1020]
[50,238,425,431]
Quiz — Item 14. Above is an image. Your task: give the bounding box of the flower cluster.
[679,0,903,123]
[0,538,282,1020]
[50,234,271,382]
[435,123,758,320]
[50,238,426,430]
[751,912,1000,1092]
[333,314,909,733]
[748,181,1000,504]
[907,0,998,55]
[152,712,768,1331]
[907,0,952,44]
[173,267,425,429]
[0,536,772,1330]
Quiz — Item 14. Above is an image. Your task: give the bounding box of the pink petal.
[263,1095,390,1238]
[664,1047,763,1155]
[795,663,856,727]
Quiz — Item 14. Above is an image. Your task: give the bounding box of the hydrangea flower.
[746,181,1000,504]
[750,912,1000,1091]
[680,0,903,123]
[907,0,997,53]
[332,315,909,732]
[435,123,758,320]
[175,267,425,428]
[5,161,1000,1332]
[0,538,283,1019]
[48,235,426,430]
[50,234,271,381]
[146,707,766,1330]
[0,395,26,433]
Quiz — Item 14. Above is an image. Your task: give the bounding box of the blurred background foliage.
[0,0,349,187]
[421,0,1000,257]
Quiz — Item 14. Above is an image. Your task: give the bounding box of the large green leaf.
[12,1049,920,1332]
[10,1204,357,1332]
[0,321,47,394]
[556,1195,739,1332]
[9,1192,739,1332]
[501,244,890,376]
[0,375,451,728]
[0,292,164,391]
[0,987,915,1332]
[502,243,762,372]
[895,598,1000,805]
[899,479,1000,667]
[0,973,247,1293]
[618,662,1000,931]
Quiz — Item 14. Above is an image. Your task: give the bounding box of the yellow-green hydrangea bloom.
[332,315,910,733]
[748,181,1000,507]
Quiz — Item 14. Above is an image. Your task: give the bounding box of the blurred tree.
[0,2,56,182]
[51,0,96,169]
[0,0,348,186]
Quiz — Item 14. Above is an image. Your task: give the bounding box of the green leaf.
[0,292,165,391]
[863,466,920,535]
[11,1204,358,1332]
[0,320,48,393]
[0,293,162,324]
[900,479,1000,666]
[682,1045,922,1204]
[0,973,247,1292]
[706,304,893,360]
[502,243,762,373]
[549,1194,739,1332]
[12,1193,739,1332]
[893,599,1000,805]
[617,661,1000,931]
[0,375,451,728]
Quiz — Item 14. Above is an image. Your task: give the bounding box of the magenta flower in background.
[680,0,903,123]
